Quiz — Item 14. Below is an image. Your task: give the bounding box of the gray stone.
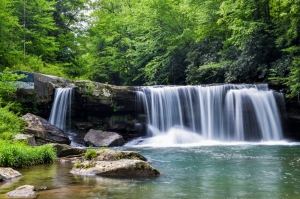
[49,143,86,157]
[0,168,22,182]
[71,159,160,177]
[34,73,73,102]
[22,113,70,145]
[14,134,36,146]
[95,149,147,161]
[74,81,137,113]
[6,185,36,198]
[84,129,124,147]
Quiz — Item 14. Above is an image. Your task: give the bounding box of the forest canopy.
[1,0,300,96]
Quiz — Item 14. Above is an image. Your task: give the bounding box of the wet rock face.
[6,185,36,198]
[22,113,71,145]
[74,81,137,113]
[84,129,124,147]
[0,168,22,182]
[34,73,73,103]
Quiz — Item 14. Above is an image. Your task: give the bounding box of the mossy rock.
[93,149,147,161]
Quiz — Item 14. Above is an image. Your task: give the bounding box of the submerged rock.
[49,143,86,157]
[0,168,22,181]
[22,113,70,145]
[6,185,36,198]
[84,129,124,147]
[71,159,160,177]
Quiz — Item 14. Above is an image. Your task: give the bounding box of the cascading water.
[49,87,74,142]
[136,84,285,145]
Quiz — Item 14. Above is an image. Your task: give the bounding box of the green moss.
[82,81,95,98]
[116,152,141,160]
[135,162,146,170]
[99,146,106,150]
[83,162,95,169]
[84,149,97,160]
[73,160,95,169]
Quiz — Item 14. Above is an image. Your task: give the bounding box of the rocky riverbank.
[1,148,160,198]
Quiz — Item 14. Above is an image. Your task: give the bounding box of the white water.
[136,84,285,146]
[49,87,73,132]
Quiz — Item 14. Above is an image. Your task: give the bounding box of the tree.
[0,0,22,70]
[218,0,277,83]
[14,0,58,62]
[52,0,90,77]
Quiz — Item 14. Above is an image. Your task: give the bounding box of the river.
[1,143,300,199]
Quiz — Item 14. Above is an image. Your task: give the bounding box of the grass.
[84,149,97,160]
[0,140,56,168]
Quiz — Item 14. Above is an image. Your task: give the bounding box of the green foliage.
[99,146,107,150]
[18,91,40,115]
[286,56,300,97]
[110,100,118,112]
[0,141,56,168]
[0,69,26,100]
[82,81,95,97]
[187,62,226,85]
[1,0,300,93]
[73,160,82,168]
[0,104,26,140]
[84,149,97,160]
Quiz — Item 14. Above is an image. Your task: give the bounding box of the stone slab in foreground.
[70,159,160,177]
[0,168,22,182]
[6,185,36,198]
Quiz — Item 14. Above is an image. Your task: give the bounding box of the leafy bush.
[0,104,26,140]
[84,149,97,160]
[0,140,56,168]
[186,62,226,85]
[0,69,26,105]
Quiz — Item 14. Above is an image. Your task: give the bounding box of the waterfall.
[137,84,284,143]
[49,87,73,132]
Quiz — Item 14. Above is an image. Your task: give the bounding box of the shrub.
[84,149,97,160]
[0,140,56,168]
[0,104,26,140]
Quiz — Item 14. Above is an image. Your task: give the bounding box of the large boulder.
[0,168,22,181]
[70,149,160,177]
[71,159,160,177]
[6,185,36,198]
[49,143,86,157]
[22,113,70,145]
[84,129,124,147]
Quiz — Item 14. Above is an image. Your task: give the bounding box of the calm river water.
[1,143,300,199]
